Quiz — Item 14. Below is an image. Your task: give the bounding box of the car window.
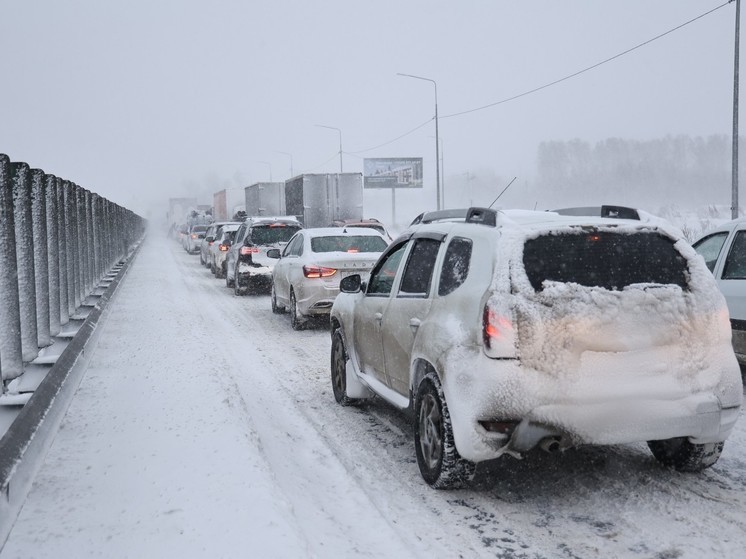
[367,242,408,296]
[438,237,473,296]
[288,233,304,256]
[234,224,247,244]
[398,238,441,297]
[723,230,746,279]
[311,235,387,253]
[250,224,301,245]
[693,232,729,273]
[523,231,689,291]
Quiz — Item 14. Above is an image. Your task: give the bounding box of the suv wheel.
[271,284,285,314]
[235,275,247,296]
[226,266,235,288]
[331,329,357,405]
[647,438,724,472]
[290,290,305,330]
[414,373,476,489]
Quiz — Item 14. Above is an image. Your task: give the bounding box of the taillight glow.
[191,234,198,239]
[303,265,337,278]
[482,304,517,358]
[219,244,229,252]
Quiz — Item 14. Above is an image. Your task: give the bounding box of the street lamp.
[398,72,441,210]
[276,151,294,178]
[315,124,343,172]
[256,160,272,181]
[733,0,741,219]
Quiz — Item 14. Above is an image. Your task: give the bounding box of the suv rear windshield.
[522,231,689,291]
[249,224,301,245]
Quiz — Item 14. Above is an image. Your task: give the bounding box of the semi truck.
[284,173,363,228]
[213,188,245,221]
[244,182,285,217]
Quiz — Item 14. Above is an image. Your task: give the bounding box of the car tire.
[290,290,305,330]
[414,373,476,489]
[226,266,235,288]
[647,438,724,472]
[200,252,205,266]
[210,260,216,276]
[271,284,285,314]
[331,329,358,406]
[234,274,246,296]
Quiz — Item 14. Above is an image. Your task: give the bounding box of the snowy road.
[2,233,746,558]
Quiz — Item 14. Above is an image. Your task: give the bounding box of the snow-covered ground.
[2,231,746,558]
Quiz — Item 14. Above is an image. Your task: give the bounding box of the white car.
[693,217,746,367]
[330,207,743,488]
[184,224,210,254]
[208,222,242,278]
[268,227,389,330]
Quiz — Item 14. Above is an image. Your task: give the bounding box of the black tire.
[331,329,359,405]
[647,438,724,472]
[290,290,305,330]
[414,373,476,489]
[271,284,285,314]
[226,266,235,288]
[234,274,246,296]
[210,260,217,276]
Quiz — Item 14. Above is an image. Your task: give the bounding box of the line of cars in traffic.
[181,215,391,329]
[177,206,745,489]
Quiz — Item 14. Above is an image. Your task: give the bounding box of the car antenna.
[488,177,517,208]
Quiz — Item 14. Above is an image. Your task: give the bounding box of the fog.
[0,0,739,227]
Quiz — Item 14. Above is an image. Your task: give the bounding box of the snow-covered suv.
[329,207,743,488]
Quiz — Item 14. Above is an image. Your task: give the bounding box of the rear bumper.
[296,284,340,316]
[441,346,744,463]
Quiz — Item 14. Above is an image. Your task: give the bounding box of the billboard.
[364,157,423,189]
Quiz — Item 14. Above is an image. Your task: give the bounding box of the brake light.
[191,234,198,239]
[347,248,359,253]
[240,246,260,256]
[303,265,337,278]
[219,244,229,252]
[482,303,517,358]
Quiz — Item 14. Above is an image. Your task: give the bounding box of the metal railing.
[0,153,146,386]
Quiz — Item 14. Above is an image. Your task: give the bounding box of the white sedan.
[268,227,389,330]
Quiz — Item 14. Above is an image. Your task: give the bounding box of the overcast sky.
[0,0,739,224]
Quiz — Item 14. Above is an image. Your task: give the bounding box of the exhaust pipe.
[539,437,561,453]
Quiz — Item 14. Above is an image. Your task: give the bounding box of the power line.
[442,1,734,119]
[347,118,434,155]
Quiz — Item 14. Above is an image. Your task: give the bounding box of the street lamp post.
[733,0,741,219]
[398,72,441,210]
[315,125,343,173]
[276,151,294,178]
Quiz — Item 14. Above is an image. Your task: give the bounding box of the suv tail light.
[219,243,230,252]
[303,265,337,278]
[240,246,260,256]
[483,303,517,359]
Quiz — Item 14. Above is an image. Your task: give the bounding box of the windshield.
[249,224,301,245]
[311,235,388,253]
[523,231,689,291]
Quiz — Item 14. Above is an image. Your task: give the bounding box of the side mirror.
[205,236,215,243]
[340,274,362,293]
[266,248,281,259]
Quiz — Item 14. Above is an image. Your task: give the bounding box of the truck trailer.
[213,188,245,221]
[244,182,285,217]
[284,173,363,228]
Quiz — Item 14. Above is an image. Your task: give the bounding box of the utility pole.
[733,0,741,219]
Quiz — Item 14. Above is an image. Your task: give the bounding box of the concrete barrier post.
[85,190,94,294]
[0,154,23,382]
[65,182,78,315]
[45,175,61,336]
[75,185,85,307]
[57,180,70,325]
[31,169,51,348]
[12,162,39,363]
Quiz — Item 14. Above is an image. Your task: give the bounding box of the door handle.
[374,312,383,324]
[409,318,421,333]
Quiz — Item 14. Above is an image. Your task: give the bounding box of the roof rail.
[551,205,640,220]
[410,207,497,227]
